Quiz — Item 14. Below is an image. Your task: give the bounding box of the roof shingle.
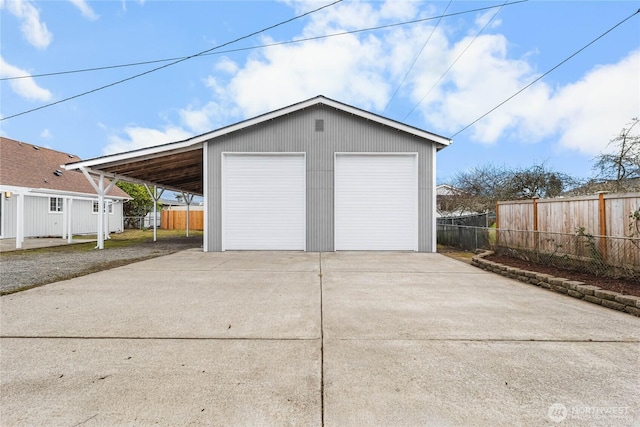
[0,137,129,198]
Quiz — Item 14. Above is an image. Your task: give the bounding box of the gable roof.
[64,95,452,195]
[0,137,129,199]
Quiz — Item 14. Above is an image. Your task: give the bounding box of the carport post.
[97,175,105,249]
[79,168,118,250]
[181,192,194,237]
[144,184,164,242]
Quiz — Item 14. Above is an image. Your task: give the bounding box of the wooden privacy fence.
[495,192,640,275]
[161,210,204,230]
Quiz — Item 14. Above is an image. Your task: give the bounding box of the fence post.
[598,192,608,261]
[495,202,500,247]
[533,197,539,253]
[474,227,478,250]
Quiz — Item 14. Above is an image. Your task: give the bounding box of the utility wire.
[0,0,342,121]
[450,8,640,138]
[2,1,527,82]
[403,0,508,120]
[382,0,452,114]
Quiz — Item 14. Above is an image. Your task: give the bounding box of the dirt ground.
[485,253,640,297]
[0,236,203,295]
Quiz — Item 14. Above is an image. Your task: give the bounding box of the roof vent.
[54,170,62,176]
[315,119,324,132]
[68,154,75,158]
[33,145,40,150]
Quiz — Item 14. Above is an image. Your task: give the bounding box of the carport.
[65,137,206,249]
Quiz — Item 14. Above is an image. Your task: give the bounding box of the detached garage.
[65,96,450,252]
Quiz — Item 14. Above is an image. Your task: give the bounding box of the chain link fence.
[437,224,640,281]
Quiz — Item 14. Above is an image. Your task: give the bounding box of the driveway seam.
[0,336,322,341]
[319,251,325,427]
[322,338,640,343]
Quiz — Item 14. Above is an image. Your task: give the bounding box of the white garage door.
[335,153,418,251]
[223,153,306,250]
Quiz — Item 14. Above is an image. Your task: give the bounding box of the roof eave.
[63,140,204,171]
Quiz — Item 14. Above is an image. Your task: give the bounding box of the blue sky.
[1,0,639,185]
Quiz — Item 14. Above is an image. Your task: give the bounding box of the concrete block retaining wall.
[471,251,640,317]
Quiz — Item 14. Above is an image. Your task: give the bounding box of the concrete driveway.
[1,251,638,426]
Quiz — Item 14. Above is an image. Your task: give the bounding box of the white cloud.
[67,0,98,20]
[215,57,239,75]
[548,50,640,155]
[3,0,53,49]
[120,0,144,12]
[0,55,52,101]
[413,33,547,142]
[103,126,192,154]
[108,0,635,163]
[224,32,390,118]
[379,0,419,21]
[40,128,52,138]
[474,9,502,31]
[411,35,639,156]
[179,101,229,134]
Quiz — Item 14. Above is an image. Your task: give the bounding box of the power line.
[450,8,640,139]
[1,1,527,82]
[403,0,508,121]
[0,0,343,121]
[382,0,452,114]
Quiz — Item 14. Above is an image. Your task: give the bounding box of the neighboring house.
[435,184,482,218]
[562,178,640,196]
[65,96,451,252]
[0,137,130,241]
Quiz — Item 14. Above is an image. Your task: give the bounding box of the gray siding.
[1,195,17,238]
[205,105,437,252]
[0,193,124,239]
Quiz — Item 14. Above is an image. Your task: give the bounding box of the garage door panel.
[335,154,417,251]
[223,154,305,250]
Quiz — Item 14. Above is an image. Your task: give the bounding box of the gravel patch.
[0,237,203,294]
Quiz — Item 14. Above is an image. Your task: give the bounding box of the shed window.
[93,201,113,214]
[315,119,324,132]
[49,197,63,213]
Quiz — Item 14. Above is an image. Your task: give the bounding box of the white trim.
[431,144,437,252]
[64,142,204,171]
[0,185,129,201]
[0,193,5,239]
[221,152,306,251]
[415,153,420,252]
[203,142,209,252]
[209,98,450,147]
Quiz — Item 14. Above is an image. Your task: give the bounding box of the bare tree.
[592,118,640,192]
[448,162,578,213]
